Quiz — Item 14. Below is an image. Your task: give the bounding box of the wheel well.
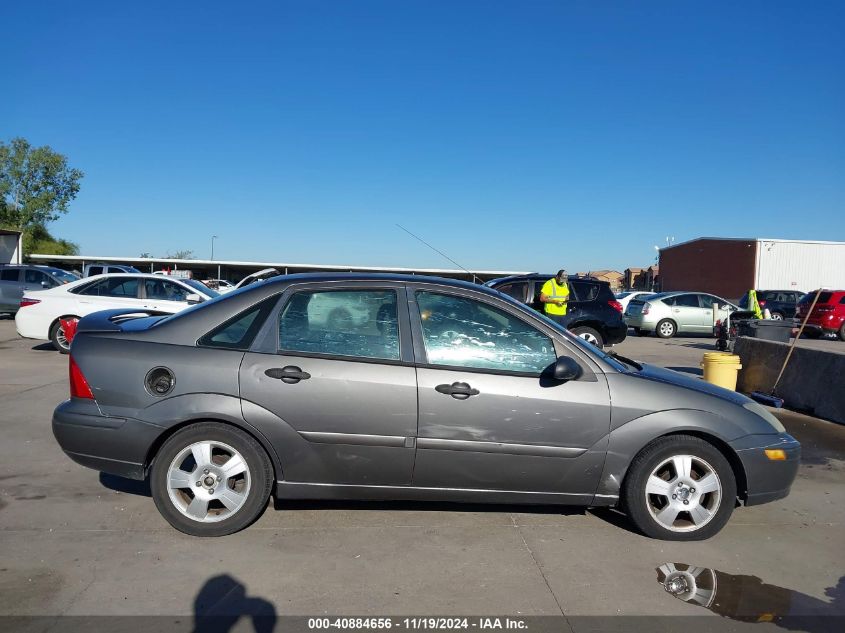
[656,431,749,502]
[568,320,604,334]
[143,418,279,481]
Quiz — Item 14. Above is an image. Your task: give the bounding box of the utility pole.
[211,235,218,261]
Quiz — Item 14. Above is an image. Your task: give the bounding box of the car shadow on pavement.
[31,342,55,352]
[99,472,151,496]
[193,574,276,633]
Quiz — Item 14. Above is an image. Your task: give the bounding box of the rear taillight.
[642,302,651,315]
[608,300,623,313]
[758,300,766,307]
[19,297,41,308]
[69,356,94,400]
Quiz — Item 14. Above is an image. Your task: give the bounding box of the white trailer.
[0,230,23,265]
[754,239,845,292]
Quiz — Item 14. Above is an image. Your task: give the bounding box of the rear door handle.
[265,365,311,384]
[435,382,479,400]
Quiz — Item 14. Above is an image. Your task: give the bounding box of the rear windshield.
[799,292,832,304]
[49,268,80,283]
[182,278,220,298]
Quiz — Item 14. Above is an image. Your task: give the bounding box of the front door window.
[416,291,555,374]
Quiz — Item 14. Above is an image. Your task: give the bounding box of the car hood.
[630,362,751,406]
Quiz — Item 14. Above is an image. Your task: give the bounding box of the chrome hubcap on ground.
[659,322,674,336]
[658,563,717,607]
[645,455,721,532]
[166,441,251,523]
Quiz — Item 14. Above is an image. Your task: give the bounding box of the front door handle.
[265,366,311,384]
[435,382,480,400]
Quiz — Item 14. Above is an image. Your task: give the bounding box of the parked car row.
[617,287,845,342]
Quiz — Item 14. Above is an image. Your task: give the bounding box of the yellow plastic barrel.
[700,352,742,391]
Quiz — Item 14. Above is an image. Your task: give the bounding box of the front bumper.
[732,433,801,506]
[52,399,162,480]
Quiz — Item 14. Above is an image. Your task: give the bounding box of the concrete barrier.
[734,337,845,424]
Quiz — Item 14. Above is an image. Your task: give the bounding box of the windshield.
[183,278,220,298]
[49,268,80,283]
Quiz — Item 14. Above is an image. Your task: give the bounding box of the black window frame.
[197,295,280,351]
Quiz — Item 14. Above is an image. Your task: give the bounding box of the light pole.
[211,235,218,261]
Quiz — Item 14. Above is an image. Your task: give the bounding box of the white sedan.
[15,273,219,352]
[615,290,656,313]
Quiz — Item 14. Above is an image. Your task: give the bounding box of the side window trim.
[250,283,414,364]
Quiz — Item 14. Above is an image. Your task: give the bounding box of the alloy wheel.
[659,321,675,337]
[166,440,251,523]
[644,455,722,532]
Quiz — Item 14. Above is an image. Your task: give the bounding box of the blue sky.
[2,1,843,273]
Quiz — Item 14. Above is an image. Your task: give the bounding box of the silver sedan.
[625,291,738,338]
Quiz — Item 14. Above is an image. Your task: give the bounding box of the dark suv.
[738,290,804,321]
[485,274,627,347]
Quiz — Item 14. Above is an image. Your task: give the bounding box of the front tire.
[622,435,736,541]
[570,325,604,348]
[839,324,845,342]
[150,422,273,536]
[770,312,784,321]
[656,319,677,338]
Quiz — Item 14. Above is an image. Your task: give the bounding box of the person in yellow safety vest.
[540,269,571,327]
[746,289,764,320]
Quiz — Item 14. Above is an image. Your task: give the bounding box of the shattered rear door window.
[279,289,400,361]
[416,291,556,374]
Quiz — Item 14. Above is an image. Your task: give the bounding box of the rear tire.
[150,422,273,537]
[622,435,736,541]
[656,319,677,338]
[570,326,604,348]
[49,317,78,354]
[839,324,845,342]
[770,312,784,321]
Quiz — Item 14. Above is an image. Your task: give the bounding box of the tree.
[139,252,154,258]
[166,250,194,259]
[0,137,84,231]
[21,223,79,256]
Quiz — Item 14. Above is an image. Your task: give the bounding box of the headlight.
[742,402,786,433]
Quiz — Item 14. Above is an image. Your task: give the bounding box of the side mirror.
[186,293,202,305]
[553,355,583,381]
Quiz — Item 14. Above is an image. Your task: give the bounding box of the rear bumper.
[52,400,162,480]
[14,309,52,340]
[733,433,801,506]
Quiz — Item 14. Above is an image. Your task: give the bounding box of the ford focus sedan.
[52,274,799,540]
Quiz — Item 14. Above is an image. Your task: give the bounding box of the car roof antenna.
[396,224,479,284]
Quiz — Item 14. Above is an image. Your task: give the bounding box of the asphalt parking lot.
[1,318,843,623]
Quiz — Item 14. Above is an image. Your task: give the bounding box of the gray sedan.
[53,274,798,540]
